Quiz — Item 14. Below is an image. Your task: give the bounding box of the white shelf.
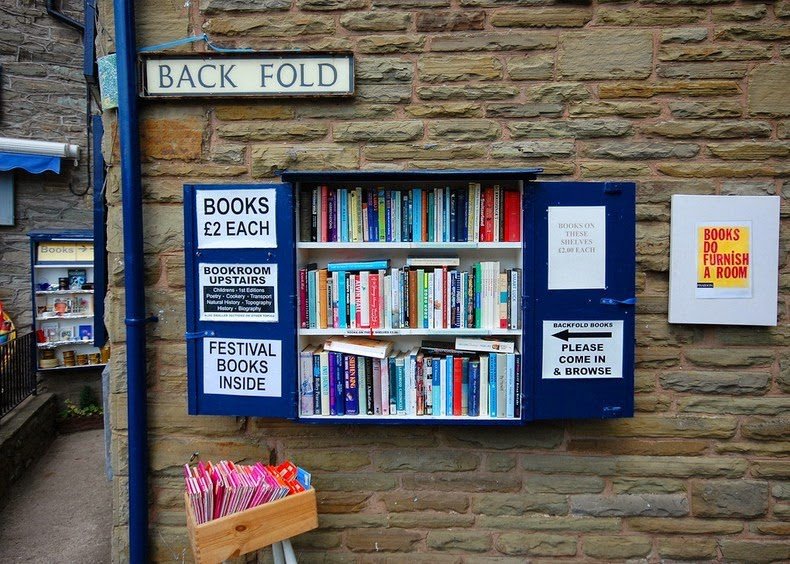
[38,339,95,349]
[36,289,94,295]
[297,242,521,249]
[36,314,94,321]
[38,363,106,372]
[299,414,520,421]
[34,264,95,269]
[299,328,520,336]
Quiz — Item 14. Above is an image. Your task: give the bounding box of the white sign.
[203,338,282,397]
[548,206,606,290]
[542,320,623,379]
[669,195,779,326]
[143,54,354,97]
[199,263,278,322]
[196,189,276,249]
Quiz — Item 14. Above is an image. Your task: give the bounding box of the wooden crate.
[185,489,318,564]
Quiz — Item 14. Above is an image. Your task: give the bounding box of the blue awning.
[0,151,61,174]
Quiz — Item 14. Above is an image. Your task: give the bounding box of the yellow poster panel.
[37,242,94,263]
[696,222,751,299]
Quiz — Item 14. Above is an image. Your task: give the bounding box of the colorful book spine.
[344,354,359,415]
[468,359,480,417]
[488,353,497,418]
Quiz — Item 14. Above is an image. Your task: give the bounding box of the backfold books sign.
[696,221,752,299]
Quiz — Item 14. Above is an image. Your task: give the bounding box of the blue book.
[312,354,321,414]
[489,353,497,417]
[445,355,453,416]
[328,352,338,415]
[328,260,389,272]
[412,188,421,243]
[449,189,457,242]
[431,358,441,416]
[344,354,359,415]
[506,353,515,419]
[395,354,406,414]
[368,189,378,242]
[337,272,347,329]
[457,189,467,242]
[334,352,345,415]
[427,191,435,242]
[340,188,349,242]
[385,191,393,242]
[444,187,451,242]
[468,360,480,417]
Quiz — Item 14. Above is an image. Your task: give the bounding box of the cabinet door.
[527,181,636,420]
[184,184,297,418]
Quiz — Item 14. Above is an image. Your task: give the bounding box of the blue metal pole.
[112,0,148,559]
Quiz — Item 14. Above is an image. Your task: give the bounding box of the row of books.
[298,183,521,243]
[299,258,521,331]
[184,460,311,524]
[299,337,521,418]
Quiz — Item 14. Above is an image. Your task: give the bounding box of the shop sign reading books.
[141,53,354,98]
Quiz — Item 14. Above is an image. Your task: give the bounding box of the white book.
[481,262,490,330]
[359,271,370,328]
[378,269,386,329]
[506,353,515,419]
[427,272,435,330]
[384,274,392,329]
[460,271,468,329]
[380,358,390,416]
[331,271,339,328]
[491,262,500,329]
[349,274,357,329]
[472,182,481,242]
[509,269,519,330]
[479,354,489,419]
[324,336,393,359]
[408,348,419,416]
[496,353,507,418]
[319,349,330,415]
[390,268,399,329]
[299,345,317,416]
[455,337,515,354]
[445,268,453,329]
[406,256,460,267]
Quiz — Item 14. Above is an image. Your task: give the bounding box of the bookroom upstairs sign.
[141,53,354,98]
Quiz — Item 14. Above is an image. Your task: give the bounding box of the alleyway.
[0,429,111,563]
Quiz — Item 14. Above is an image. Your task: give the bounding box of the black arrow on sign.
[552,329,612,341]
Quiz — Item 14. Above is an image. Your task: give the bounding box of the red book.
[353,275,362,328]
[320,185,329,242]
[299,268,308,328]
[503,190,521,242]
[452,356,463,416]
[369,273,380,329]
[482,187,494,242]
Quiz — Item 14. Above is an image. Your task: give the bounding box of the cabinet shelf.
[297,242,521,250]
[38,363,106,372]
[299,414,520,423]
[299,328,520,336]
[36,289,94,295]
[38,339,95,349]
[34,263,95,269]
[36,314,94,321]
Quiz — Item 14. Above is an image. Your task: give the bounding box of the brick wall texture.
[101,0,789,562]
[0,0,92,331]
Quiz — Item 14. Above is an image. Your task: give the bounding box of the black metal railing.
[0,332,37,419]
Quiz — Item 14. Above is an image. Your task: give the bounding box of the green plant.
[60,398,103,419]
[78,385,98,409]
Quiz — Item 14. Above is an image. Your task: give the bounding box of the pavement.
[0,429,111,563]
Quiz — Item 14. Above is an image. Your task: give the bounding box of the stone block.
[316,491,371,513]
[430,32,556,52]
[319,514,388,529]
[285,450,370,471]
[491,8,592,28]
[581,142,699,159]
[741,418,790,441]
[419,55,503,82]
[402,473,521,492]
[442,424,563,449]
[658,62,749,79]
[495,533,576,556]
[612,478,686,494]
[720,541,790,563]
[382,492,469,513]
[136,2,188,45]
[583,535,652,559]
[580,162,650,178]
[525,82,590,103]
[297,0,366,10]
[510,120,631,139]
[507,54,554,80]
[715,25,790,41]
[472,493,568,516]
[340,12,411,32]
[750,460,790,479]
[642,120,771,139]
[568,439,707,457]
[708,142,790,160]
[559,31,653,80]
[140,117,203,161]
[660,371,770,395]
[346,529,422,552]
[364,143,485,161]
[418,85,518,100]
[749,64,790,117]
[200,0,291,12]
[428,120,500,141]
[669,100,743,118]
[312,472,397,492]
[571,494,688,517]
[491,141,575,159]
[600,80,740,98]
[216,122,328,142]
[251,145,358,176]
[598,7,706,25]
[416,11,485,32]
[486,453,516,472]
[569,101,662,118]
[334,120,423,142]
[376,450,478,472]
[657,537,718,560]
[657,162,779,178]
[661,27,709,43]
[478,515,620,533]
[712,4,767,21]
[691,480,769,517]
[205,15,335,37]
[628,517,743,535]
[486,103,563,119]
[405,103,483,118]
[659,43,772,62]
[355,84,413,103]
[524,475,605,494]
[678,397,790,415]
[426,531,491,553]
[390,512,475,529]
[358,35,426,54]
[355,58,413,83]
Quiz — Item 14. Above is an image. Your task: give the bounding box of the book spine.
[431,358,441,416]
[389,357,397,414]
[311,187,318,242]
[349,274,357,328]
[503,189,521,242]
[308,270,317,329]
[369,273,380,329]
[461,357,470,416]
[415,354,424,415]
[396,357,406,414]
[320,185,329,243]
[496,353,507,418]
[383,274,391,330]
[331,272,339,328]
[373,358,382,415]
[334,352,345,415]
[380,358,390,416]
[445,356,453,416]
[299,268,308,328]
[313,353,321,414]
[422,271,430,329]
[327,187,336,242]
[299,350,313,416]
[299,189,312,242]
[488,353,497,417]
[452,356,463,416]
[344,354,359,415]
[514,353,521,419]
[328,351,338,415]
[499,272,508,329]
[515,268,522,330]
[506,353,515,419]
[408,269,417,328]
[424,357,433,415]
[318,269,328,329]
[362,357,372,415]
[320,351,330,415]
[479,354,489,418]
[337,272,347,329]
[426,191,434,243]
[359,271,370,328]
[493,185,501,242]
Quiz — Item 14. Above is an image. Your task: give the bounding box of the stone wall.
[102,1,788,562]
[0,0,92,331]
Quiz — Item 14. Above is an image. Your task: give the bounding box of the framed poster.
[669,195,780,326]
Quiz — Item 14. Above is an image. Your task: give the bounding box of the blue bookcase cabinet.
[184,170,636,424]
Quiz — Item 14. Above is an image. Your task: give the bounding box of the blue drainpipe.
[112,0,149,559]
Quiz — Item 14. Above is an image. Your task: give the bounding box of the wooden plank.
[186,489,318,564]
